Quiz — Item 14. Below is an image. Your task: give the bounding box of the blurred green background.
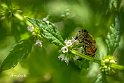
[0,0,124,83]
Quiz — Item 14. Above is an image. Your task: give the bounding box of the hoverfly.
[75,29,97,57]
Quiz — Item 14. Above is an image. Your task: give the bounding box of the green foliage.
[105,17,120,55]
[26,17,64,46]
[95,73,102,83]
[0,3,22,20]
[74,59,90,69]
[0,38,32,71]
[0,0,124,83]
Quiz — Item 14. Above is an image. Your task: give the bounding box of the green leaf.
[105,17,120,55]
[0,39,32,71]
[26,17,64,46]
[74,59,90,69]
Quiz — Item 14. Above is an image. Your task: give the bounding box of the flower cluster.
[27,26,42,48]
[58,37,78,64]
[101,56,117,75]
[35,39,42,47]
[61,37,78,53]
[58,54,69,64]
[27,17,54,48]
[27,26,34,32]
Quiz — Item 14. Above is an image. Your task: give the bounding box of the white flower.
[46,21,50,24]
[43,18,48,21]
[73,56,80,61]
[43,17,49,24]
[71,37,78,45]
[35,39,42,47]
[61,46,68,53]
[27,26,34,32]
[64,40,72,47]
[58,54,69,64]
[58,54,65,61]
[64,57,69,63]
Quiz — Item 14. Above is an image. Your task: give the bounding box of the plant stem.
[71,50,124,70]
[111,64,124,70]
[70,49,100,63]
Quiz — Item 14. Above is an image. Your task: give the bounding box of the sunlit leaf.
[26,17,64,46]
[0,38,32,71]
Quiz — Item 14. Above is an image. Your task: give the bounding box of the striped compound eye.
[75,29,97,57]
